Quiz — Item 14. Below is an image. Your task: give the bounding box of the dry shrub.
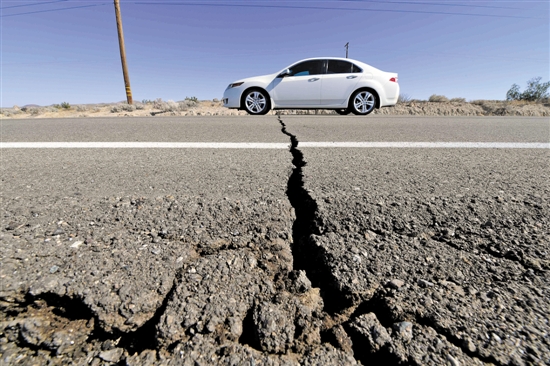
[429,94,449,103]
[111,104,136,113]
[29,108,41,116]
[450,98,466,103]
[398,93,411,103]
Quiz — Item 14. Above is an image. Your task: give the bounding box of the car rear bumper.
[380,82,399,107]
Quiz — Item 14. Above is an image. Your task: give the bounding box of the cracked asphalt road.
[1,116,548,365]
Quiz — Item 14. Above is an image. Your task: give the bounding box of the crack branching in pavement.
[3,279,180,359]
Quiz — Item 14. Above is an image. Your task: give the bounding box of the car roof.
[287,57,373,70]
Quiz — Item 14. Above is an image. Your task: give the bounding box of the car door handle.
[308,78,320,82]
[346,75,358,79]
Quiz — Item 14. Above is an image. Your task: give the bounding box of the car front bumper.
[223,87,242,109]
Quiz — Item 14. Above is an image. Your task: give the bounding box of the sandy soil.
[2,99,549,119]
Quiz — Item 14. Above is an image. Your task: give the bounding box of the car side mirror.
[278,69,291,78]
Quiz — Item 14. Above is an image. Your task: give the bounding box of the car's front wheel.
[350,90,377,115]
[242,89,270,115]
[335,109,350,115]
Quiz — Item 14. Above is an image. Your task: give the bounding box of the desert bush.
[29,107,41,116]
[212,98,219,103]
[507,77,550,102]
[398,93,411,103]
[429,94,449,103]
[111,104,136,113]
[135,103,145,110]
[123,104,136,112]
[185,96,199,103]
[61,102,71,109]
[110,105,122,113]
[91,106,100,113]
[76,105,88,112]
[141,99,154,104]
[450,97,466,103]
[179,99,198,110]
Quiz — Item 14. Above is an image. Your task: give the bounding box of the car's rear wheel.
[242,89,270,115]
[350,90,377,115]
[335,109,350,115]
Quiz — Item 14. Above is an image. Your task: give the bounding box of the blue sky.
[2,0,548,106]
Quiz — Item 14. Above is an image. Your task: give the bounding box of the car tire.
[335,109,350,115]
[242,89,271,115]
[350,90,377,115]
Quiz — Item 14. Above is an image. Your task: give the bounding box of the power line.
[1,0,544,19]
[1,3,108,17]
[339,0,524,10]
[131,2,545,19]
[1,0,68,10]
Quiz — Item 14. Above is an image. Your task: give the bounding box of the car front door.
[270,60,325,107]
[321,60,362,106]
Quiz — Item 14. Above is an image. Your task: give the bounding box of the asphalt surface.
[1,116,548,365]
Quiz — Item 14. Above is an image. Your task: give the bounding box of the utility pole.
[114,0,133,104]
[344,42,349,58]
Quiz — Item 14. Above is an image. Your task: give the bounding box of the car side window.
[327,60,362,74]
[289,60,325,76]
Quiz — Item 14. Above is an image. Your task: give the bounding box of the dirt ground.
[2,99,549,119]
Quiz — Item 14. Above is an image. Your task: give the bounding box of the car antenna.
[344,42,349,58]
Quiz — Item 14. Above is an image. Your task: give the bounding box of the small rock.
[70,240,83,248]
[463,338,476,352]
[53,227,65,235]
[99,348,124,363]
[348,313,391,352]
[388,279,405,289]
[364,230,377,241]
[392,321,413,341]
[49,265,59,274]
[418,279,434,288]
[446,354,460,366]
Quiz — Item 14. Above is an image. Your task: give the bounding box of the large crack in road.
[277,115,495,365]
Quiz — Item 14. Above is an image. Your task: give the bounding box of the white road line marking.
[0,142,290,149]
[0,142,548,149]
[299,142,550,149]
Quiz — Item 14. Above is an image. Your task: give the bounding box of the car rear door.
[270,60,325,107]
[320,60,362,107]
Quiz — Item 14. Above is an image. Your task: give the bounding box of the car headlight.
[228,82,244,88]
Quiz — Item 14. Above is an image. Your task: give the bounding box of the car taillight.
[389,77,398,82]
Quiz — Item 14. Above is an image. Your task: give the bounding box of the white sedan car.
[223,57,399,115]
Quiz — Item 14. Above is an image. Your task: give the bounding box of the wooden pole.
[345,42,349,58]
[114,0,133,104]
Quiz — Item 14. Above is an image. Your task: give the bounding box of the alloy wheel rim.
[245,92,266,113]
[354,92,375,113]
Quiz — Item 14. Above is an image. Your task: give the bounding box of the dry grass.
[449,98,466,103]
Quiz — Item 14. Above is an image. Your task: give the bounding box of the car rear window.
[328,60,362,74]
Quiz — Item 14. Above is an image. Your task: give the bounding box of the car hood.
[232,73,279,85]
